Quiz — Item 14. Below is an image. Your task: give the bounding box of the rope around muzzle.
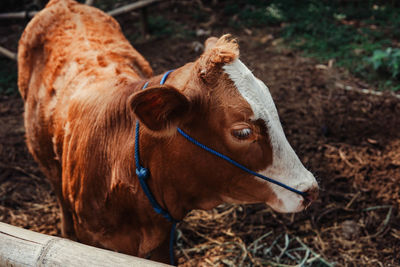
[176,128,306,196]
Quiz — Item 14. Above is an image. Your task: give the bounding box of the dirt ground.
[1,2,400,266]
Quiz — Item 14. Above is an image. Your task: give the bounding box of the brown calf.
[18,0,318,263]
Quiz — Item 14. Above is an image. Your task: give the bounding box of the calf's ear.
[128,85,190,132]
[204,36,218,51]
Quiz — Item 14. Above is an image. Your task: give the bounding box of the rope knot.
[136,167,149,179]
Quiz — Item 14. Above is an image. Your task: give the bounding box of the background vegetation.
[223,0,400,91]
[0,1,399,266]
[1,0,400,93]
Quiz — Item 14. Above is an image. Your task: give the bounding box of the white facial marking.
[223,59,317,212]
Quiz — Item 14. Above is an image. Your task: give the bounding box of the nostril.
[303,187,319,203]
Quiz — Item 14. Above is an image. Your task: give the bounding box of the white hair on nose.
[223,59,317,212]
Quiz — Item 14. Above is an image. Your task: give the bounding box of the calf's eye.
[232,127,253,140]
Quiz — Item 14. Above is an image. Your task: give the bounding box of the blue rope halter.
[135,80,176,223]
[135,71,177,265]
[134,70,306,265]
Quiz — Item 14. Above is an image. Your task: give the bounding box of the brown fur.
[18,0,283,263]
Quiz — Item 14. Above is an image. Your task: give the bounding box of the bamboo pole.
[0,222,171,267]
[107,0,160,16]
[0,0,160,61]
[0,0,159,20]
[0,46,17,61]
[0,10,38,19]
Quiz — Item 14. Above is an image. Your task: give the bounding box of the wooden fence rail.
[0,222,171,267]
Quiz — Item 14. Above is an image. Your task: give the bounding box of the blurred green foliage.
[0,0,36,12]
[367,48,400,78]
[367,48,400,91]
[148,16,181,38]
[0,60,18,95]
[2,0,399,93]
[125,15,194,44]
[223,0,400,91]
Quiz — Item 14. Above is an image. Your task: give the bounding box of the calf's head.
[130,35,318,214]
